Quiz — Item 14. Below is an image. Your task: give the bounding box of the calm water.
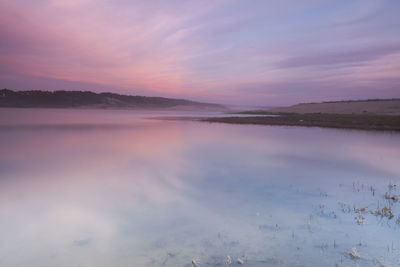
[1,108,400,267]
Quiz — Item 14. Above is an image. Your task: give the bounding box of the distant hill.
[0,89,225,110]
[267,99,400,115]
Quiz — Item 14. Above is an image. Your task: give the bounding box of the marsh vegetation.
[203,113,400,131]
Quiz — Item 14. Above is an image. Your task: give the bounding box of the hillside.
[0,89,225,110]
[267,99,400,115]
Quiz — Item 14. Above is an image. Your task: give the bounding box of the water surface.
[0,108,400,267]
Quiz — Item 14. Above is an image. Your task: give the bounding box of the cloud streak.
[0,0,399,105]
[276,44,400,69]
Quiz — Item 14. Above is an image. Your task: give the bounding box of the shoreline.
[201,113,400,132]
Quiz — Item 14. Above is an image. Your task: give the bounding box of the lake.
[0,108,399,267]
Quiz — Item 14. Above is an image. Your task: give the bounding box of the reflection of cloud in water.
[0,109,399,266]
[73,238,91,247]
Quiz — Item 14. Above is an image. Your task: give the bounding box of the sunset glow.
[1,0,399,105]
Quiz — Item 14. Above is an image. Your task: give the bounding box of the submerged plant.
[376,206,395,219]
[347,247,360,260]
[191,258,200,267]
[385,192,398,202]
[370,186,376,196]
[226,255,232,266]
[373,258,388,267]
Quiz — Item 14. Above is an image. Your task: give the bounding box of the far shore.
[200,100,400,131]
[265,99,400,116]
[202,113,400,131]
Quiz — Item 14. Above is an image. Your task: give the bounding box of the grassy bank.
[202,113,400,131]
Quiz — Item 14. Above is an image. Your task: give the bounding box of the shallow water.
[0,108,400,267]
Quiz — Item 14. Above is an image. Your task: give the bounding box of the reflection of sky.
[0,109,400,266]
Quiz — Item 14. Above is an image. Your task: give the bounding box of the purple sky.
[1,0,399,105]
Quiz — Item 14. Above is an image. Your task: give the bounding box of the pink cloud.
[0,0,208,94]
[0,0,399,105]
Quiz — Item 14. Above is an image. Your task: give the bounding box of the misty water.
[1,108,400,267]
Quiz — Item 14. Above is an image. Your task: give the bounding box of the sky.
[0,0,399,106]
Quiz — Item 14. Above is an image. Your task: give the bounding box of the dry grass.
[202,113,400,131]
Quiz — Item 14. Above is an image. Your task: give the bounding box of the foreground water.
[0,108,400,267]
